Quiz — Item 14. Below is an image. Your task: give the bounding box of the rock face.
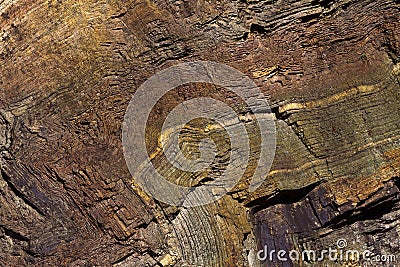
[0,0,399,266]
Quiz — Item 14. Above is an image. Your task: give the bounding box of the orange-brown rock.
[0,0,399,266]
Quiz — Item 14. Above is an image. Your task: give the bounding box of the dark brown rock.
[0,0,399,266]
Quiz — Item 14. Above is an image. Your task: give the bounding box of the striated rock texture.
[0,0,399,266]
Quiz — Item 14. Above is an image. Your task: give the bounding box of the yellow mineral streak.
[252,66,279,78]
[279,84,377,113]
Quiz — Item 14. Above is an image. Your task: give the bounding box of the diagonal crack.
[271,105,321,159]
[0,168,45,216]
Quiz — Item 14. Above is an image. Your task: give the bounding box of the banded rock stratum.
[0,0,399,266]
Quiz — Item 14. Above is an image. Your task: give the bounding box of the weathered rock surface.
[0,0,399,266]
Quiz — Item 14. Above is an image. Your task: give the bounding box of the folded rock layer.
[0,0,399,266]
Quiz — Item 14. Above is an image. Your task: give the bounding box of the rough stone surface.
[0,0,399,266]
